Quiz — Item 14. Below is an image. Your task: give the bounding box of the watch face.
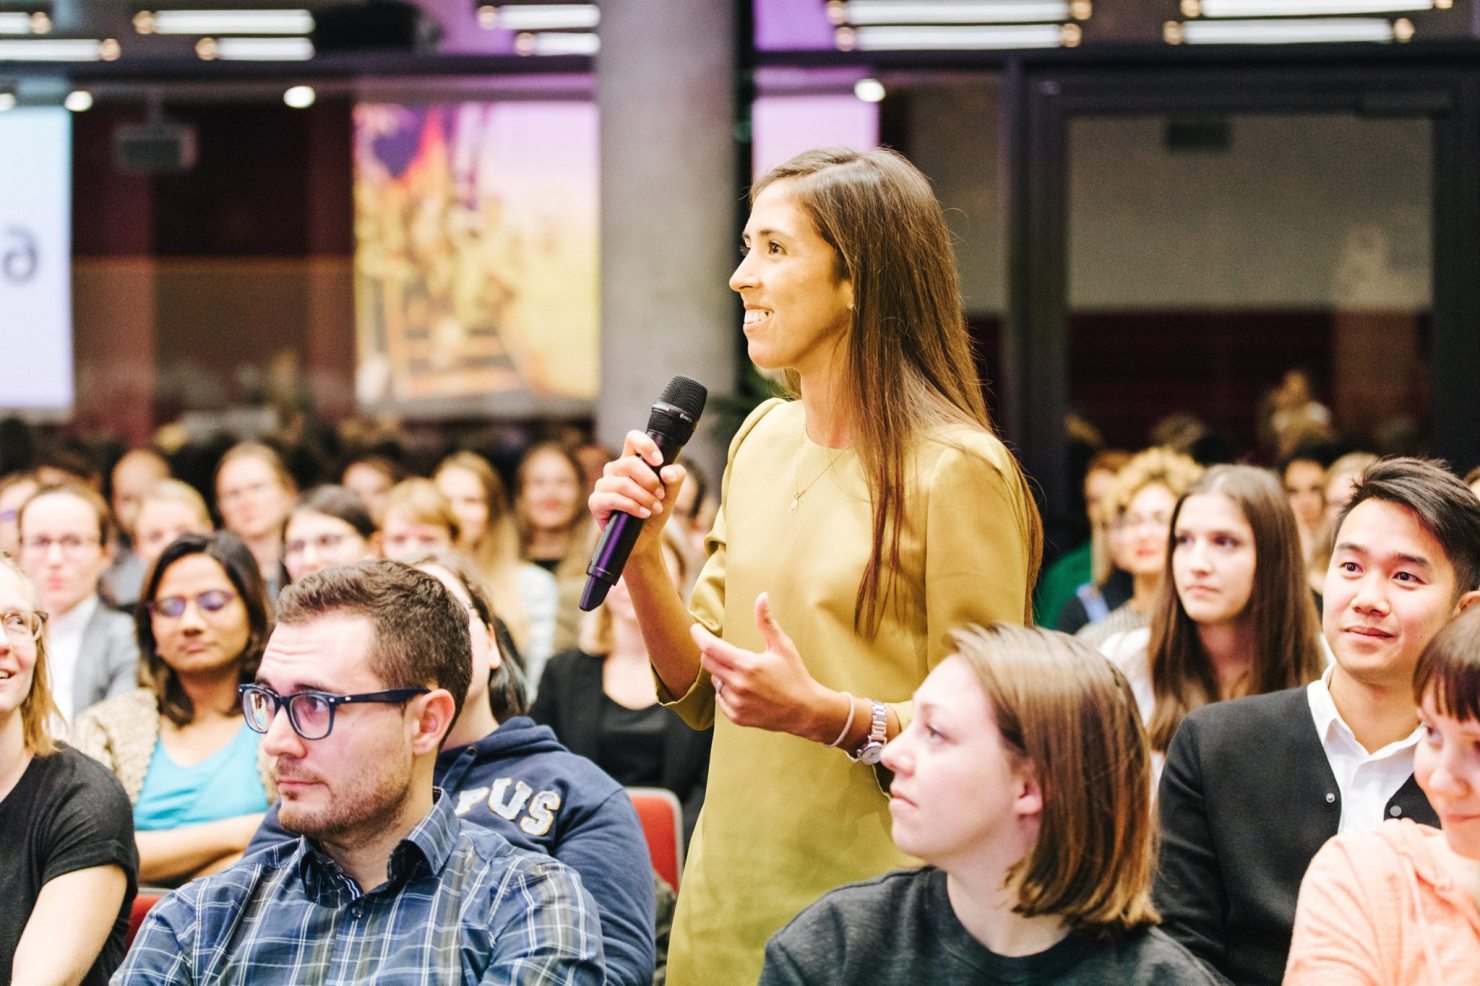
[858,741,885,765]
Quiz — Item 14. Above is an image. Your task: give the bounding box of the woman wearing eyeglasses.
[74,531,274,885]
[0,554,138,985]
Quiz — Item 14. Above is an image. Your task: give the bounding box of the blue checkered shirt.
[113,790,604,985]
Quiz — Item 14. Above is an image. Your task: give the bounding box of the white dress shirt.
[45,593,98,726]
[1306,666,1423,834]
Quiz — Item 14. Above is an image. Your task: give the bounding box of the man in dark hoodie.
[247,554,656,986]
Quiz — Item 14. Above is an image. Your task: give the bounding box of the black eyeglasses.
[148,590,237,619]
[238,684,429,741]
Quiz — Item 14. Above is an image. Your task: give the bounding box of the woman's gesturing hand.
[693,592,848,744]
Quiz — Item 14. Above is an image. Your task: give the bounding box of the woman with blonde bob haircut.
[0,555,138,985]
[761,624,1220,984]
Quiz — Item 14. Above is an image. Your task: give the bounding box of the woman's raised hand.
[693,592,847,743]
[588,429,687,549]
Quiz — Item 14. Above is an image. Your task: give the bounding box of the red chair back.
[626,787,684,890]
[127,892,162,949]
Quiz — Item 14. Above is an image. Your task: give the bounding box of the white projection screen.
[0,108,73,413]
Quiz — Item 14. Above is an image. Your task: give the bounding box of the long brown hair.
[753,147,1042,632]
[434,452,532,648]
[1146,465,1324,752]
[953,623,1158,934]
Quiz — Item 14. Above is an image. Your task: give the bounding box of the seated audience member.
[1050,449,1133,633]
[102,448,171,607]
[1077,447,1203,650]
[532,529,710,850]
[1306,451,1381,599]
[281,485,379,584]
[668,455,719,573]
[340,453,404,523]
[247,551,657,986]
[1156,456,1480,985]
[74,532,273,885]
[1281,444,1332,569]
[759,624,1221,985]
[380,477,459,563]
[1103,465,1325,776]
[435,451,558,685]
[1286,605,1480,983]
[0,471,40,558]
[515,442,595,652]
[214,442,297,598]
[17,482,137,724]
[120,561,604,983]
[132,479,214,572]
[0,555,137,985]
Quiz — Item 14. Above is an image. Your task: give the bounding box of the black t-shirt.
[0,744,138,986]
[760,867,1227,986]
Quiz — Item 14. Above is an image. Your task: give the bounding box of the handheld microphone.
[580,374,708,611]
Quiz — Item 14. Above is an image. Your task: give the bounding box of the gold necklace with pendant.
[790,443,846,514]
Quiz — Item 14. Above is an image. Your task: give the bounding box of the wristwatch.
[850,700,888,765]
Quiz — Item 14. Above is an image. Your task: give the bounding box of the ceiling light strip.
[211,36,313,59]
[494,4,598,31]
[1191,0,1431,16]
[840,0,1070,24]
[146,10,314,35]
[0,38,108,60]
[1177,16,1397,42]
[849,23,1068,49]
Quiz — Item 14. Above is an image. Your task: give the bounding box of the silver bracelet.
[827,694,857,748]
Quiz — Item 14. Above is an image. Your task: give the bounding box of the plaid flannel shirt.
[113,790,603,985]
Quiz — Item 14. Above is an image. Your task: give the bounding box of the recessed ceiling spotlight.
[284,84,315,108]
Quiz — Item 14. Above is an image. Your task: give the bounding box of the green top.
[660,398,1035,986]
[1034,540,1093,627]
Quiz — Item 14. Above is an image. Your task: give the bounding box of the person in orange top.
[1286,602,1480,984]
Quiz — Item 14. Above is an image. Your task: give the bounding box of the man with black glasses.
[116,560,603,984]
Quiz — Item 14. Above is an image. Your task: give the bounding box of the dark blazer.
[530,648,711,850]
[1155,686,1437,986]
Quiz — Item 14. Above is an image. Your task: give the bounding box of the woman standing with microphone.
[591,146,1042,984]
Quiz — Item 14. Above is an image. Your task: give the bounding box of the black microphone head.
[658,375,707,421]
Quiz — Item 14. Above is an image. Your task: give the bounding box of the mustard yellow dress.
[660,398,1035,985]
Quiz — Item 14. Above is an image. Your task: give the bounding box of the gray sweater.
[760,867,1228,985]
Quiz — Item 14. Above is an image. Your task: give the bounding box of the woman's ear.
[1013,762,1044,822]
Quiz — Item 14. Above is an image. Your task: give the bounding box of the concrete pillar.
[595,0,738,475]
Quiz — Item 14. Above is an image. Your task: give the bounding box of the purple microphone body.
[580,375,707,611]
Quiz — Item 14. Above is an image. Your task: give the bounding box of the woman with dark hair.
[761,624,1220,984]
[1103,465,1326,766]
[74,531,274,885]
[0,555,137,985]
[281,485,379,584]
[591,146,1042,983]
[1286,603,1480,982]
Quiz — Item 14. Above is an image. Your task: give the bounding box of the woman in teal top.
[75,531,274,885]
